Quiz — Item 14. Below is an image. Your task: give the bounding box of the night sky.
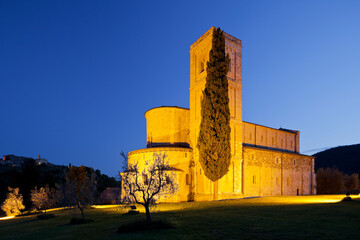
[1,0,360,177]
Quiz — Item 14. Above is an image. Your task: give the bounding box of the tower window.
[253,175,256,184]
[185,153,187,158]
[186,174,191,185]
[200,60,205,73]
[143,174,148,185]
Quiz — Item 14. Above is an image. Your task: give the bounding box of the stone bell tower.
[189,27,244,200]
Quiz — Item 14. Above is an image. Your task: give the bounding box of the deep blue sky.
[1,0,360,177]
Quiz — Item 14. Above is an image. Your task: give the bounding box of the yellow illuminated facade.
[128,27,316,202]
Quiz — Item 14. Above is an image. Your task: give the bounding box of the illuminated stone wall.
[145,107,190,148]
[128,147,193,202]
[243,122,300,153]
[243,146,315,197]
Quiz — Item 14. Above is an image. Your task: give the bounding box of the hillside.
[0,158,119,213]
[313,144,360,174]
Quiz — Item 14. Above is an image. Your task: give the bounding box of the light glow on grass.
[42,206,72,213]
[42,195,360,214]
[0,216,15,221]
[92,205,119,209]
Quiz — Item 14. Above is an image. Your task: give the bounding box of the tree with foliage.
[316,168,345,194]
[1,187,25,216]
[197,28,231,187]
[95,169,120,200]
[31,185,57,213]
[344,173,359,195]
[20,159,40,208]
[31,187,48,213]
[121,153,178,225]
[65,166,96,222]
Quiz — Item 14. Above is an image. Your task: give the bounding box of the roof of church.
[243,143,313,158]
[144,106,189,116]
[190,26,242,50]
[243,121,299,134]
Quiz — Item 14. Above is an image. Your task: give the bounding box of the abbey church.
[128,27,316,202]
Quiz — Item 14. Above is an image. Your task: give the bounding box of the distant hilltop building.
[127,27,316,202]
[2,154,48,166]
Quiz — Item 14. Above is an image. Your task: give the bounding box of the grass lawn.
[0,195,359,239]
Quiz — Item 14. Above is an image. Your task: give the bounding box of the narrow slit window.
[186,174,190,185]
[143,174,148,185]
[200,60,205,73]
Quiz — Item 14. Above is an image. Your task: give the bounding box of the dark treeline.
[314,144,360,174]
[0,159,119,215]
[316,168,359,194]
[314,144,360,194]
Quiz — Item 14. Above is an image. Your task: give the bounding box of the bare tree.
[53,183,65,207]
[65,166,96,222]
[120,151,128,172]
[121,153,178,225]
[1,187,25,216]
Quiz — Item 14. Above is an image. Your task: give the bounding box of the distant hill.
[313,144,360,174]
